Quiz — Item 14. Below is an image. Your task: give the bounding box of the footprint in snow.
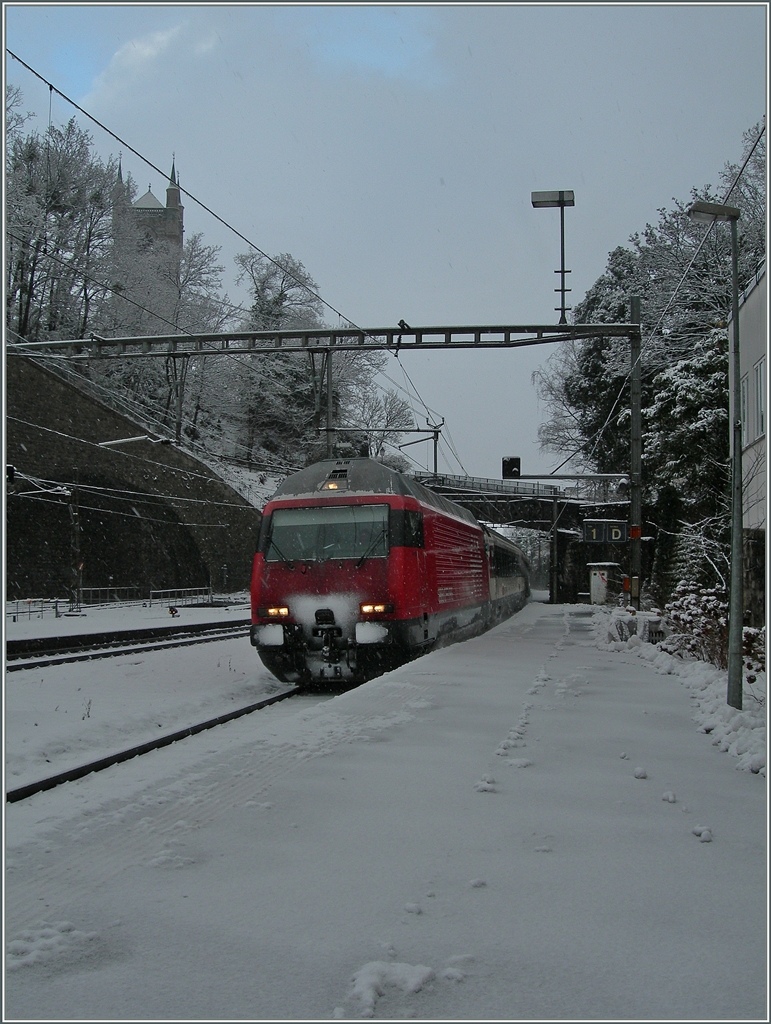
[441,967,465,982]
[474,776,496,792]
[440,955,475,982]
[147,850,195,869]
[347,960,434,1017]
[634,767,648,779]
[6,921,100,972]
[507,758,532,768]
[662,791,676,803]
[692,825,713,842]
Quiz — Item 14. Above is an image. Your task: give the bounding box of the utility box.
[587,562,621,605]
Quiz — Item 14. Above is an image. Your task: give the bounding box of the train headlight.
[355,622,390,644]
[360,602,394,615]
[259,606,289,618]
[251,624,285,647]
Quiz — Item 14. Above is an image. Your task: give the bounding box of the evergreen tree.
[533,124,765,599]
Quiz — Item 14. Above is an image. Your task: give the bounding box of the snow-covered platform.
[4,601,767,1020]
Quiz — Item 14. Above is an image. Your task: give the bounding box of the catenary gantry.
[6,322,638,359]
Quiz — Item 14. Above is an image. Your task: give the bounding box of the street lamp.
[687,199,743,710]
[531,190,575,324]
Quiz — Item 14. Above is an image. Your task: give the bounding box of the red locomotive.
[250,458,529,686]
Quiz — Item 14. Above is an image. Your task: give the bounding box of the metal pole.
[175,355,187,444]
[426,418,443,474]
[69,474,81,612]
[727,216,743,710]
[326,348,333,459]
[558,202,567,324]
[629,296,642,610]
[550,498,558,603]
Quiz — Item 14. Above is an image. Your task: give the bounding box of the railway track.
[5,619,252,672]
[6,685,300,803]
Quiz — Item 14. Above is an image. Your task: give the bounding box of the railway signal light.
[502,457,521,479]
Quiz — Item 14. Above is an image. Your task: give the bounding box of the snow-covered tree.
[235,251,324,331]
[5,116,119,342]
[533,124,765,599]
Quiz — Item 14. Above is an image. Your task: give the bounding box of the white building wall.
[729,263,766,531]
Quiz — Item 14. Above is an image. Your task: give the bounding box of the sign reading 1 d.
[583,520,629,543]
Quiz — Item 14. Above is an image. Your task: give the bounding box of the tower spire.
[166,154,180,212]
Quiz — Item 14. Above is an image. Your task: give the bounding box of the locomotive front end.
[250,498,402,684]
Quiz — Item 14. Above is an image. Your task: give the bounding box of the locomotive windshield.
[265,504,389,562]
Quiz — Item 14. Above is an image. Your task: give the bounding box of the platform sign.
[583,520,628,543]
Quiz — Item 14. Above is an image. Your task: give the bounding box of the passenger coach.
[250,458,529,685]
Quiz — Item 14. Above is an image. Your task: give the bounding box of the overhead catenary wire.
[7,415,304,490]
[8,49,376,340]
[7,414,265,484]
[8,223,427,466]
[549,120,766,473]
[12,490,232,528]
[12,471,264,510]
[5,230,207,338]
[7,51,475,467]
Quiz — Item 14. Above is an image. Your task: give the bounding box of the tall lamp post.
[687,199,743,710]
[531,190,575,324]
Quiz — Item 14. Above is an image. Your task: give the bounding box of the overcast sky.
[5,3,767,477]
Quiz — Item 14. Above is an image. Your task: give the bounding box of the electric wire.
[549,121,766,473]
[11,490,230,528]
[8,60,508,487]
[5,230,202,337]
[8,49,376,338]
[6,415,258,484]
[13,472,262,510]
[7,51,453,452]
[5,242,422,471]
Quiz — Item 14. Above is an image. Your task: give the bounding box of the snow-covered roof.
[133,189,165,210]
[740,259,765,306]
[270,458,479,526]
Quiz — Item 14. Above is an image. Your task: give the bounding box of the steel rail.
[6,619,251,659]
[6,686,300,803]
[6,629,251,672]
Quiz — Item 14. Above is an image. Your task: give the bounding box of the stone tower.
[130,159,184,248]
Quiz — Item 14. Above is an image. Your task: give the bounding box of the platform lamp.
[531,190,575,324]
[687,199,743,710]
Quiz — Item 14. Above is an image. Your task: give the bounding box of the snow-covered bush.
[742,626,766,708]
[661,582,729,668]
[662,582,766,694]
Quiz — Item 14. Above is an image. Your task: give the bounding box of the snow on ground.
[4,599,768,1020]
[5,594,251,640]
[598,604,766,777]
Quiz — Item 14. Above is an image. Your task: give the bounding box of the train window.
[389,509,424,548]
[257,515,271,553]
[265,504,389,562]
[491,545,521,577]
